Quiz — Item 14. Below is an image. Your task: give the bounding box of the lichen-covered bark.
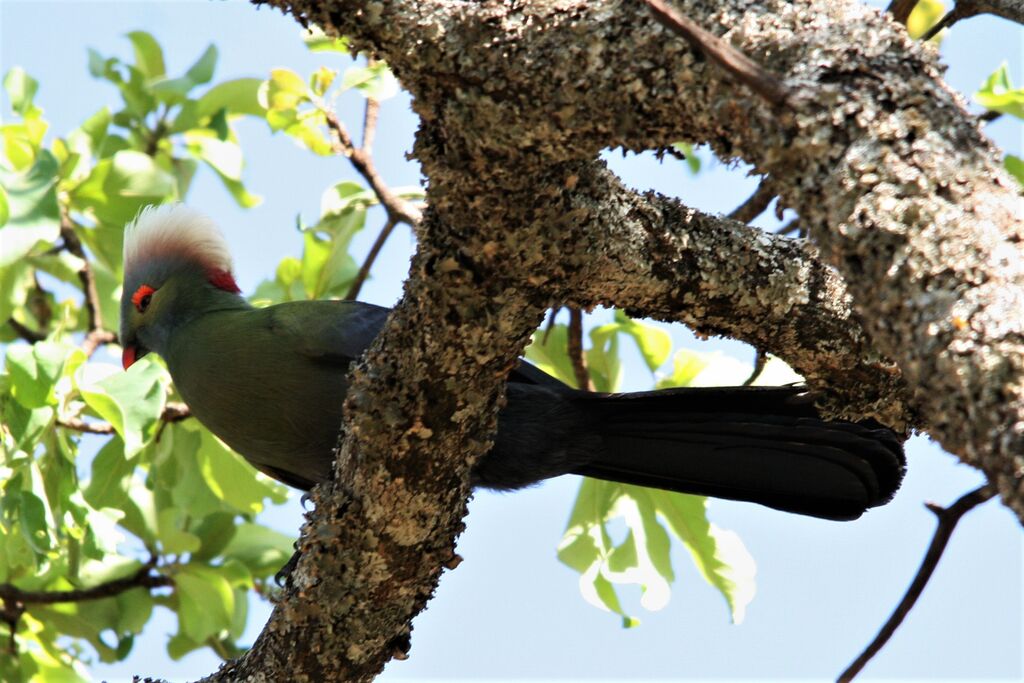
[263,0,1022,511]
[213,0,1024,680]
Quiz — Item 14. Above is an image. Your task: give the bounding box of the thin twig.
[58,402,190,435]
[837,485,997,682]
[0,555,172,640]
[643,0,792,107]
[567,307,593,391]
[362,97,380,154]
[980,110,1003,124]
[919,8,961,42]
[59,213,103,333]
[886,0,920,25]
[6,318,46,343]
[345,218,398,300]
[742,349,767,386]
[541,307,561,345]
[322,109,422,226]
[728,179,776,224]
[81,329,118,357]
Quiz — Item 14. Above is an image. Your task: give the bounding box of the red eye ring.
[132,284,156,313]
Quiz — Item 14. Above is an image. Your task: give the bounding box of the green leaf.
[78,358,167,456]
[72,150,176,225]
[3,401,53,453]
[302,26,350,54]
[655,492,756,623]
[117,587,154,634]
[185,44,218,86]
[1006,154,1024,187]
[196,428,287,515]
[222,522,295,575]
[191,512,238,562]
[4,67,39,117]
[310,67,337,97]
[185,132,244,179]
[260,68,309,111]
[340,62,399,100]
[613,311,672,372]
[0,185,8,227]
[175,564,235,642]
[671,141,701,174]
[907,0,946,42]
[0,149,61,267]
[0,260,33,324]
[5,341,69,409]
[83,437,133,509]
[196,78,266,118]
[975,62,1024,119]
[156,507,201,555]
[125,31,166,79]
[524,324,580,387]
[656,349,710,389]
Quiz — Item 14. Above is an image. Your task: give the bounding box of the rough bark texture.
[204,0,1024,680]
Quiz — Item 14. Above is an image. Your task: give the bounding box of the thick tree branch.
[234,0,1024,678]
[642,0,792,107]
[838,485,997,681]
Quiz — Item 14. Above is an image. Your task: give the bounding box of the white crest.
[123,204,233,277]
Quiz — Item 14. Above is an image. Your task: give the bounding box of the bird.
[119,204,905,521]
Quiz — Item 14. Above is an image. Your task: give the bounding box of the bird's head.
[120,205,242,369]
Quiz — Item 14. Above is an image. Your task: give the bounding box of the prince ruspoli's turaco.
[119,205,905,521]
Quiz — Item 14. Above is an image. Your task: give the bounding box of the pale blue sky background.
[1,0,1021,681]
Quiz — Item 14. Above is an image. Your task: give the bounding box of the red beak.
[122,345,137,370]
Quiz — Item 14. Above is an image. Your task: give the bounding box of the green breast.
[164,307,351,488]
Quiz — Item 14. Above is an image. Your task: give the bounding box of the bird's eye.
[132,284,156,313]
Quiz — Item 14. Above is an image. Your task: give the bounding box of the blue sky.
[1,0,1021,680]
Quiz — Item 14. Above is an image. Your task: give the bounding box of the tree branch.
[887,0,920,25]
[728,178,776,223]
[345,217,398,300]
[642,0,792,107]
[6,318,46,344]
[0,556,172,633]
[322,108,422,226]
[57,402,190,435]
[567,307,592,391]
[838,485,997,681]
[60,211,117,356]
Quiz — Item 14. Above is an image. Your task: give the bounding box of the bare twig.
[642,0,792,107]
[980,110,1003,124]
[58,402,190,435]
[886,0,920,25]
[742,349,767,386]
[362,97,380,154]
[59,211,119,356]
[81,329,118,357]
[323,109,422,226]
[919,9,960,41]
[728,179,776,223]
[6,318,46,343]
[567,307,593,391]
[541,307,561,344]
[346,218,398,300]
[0,555,172,642]
[59,213,103,333]
[838,485,997,682]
